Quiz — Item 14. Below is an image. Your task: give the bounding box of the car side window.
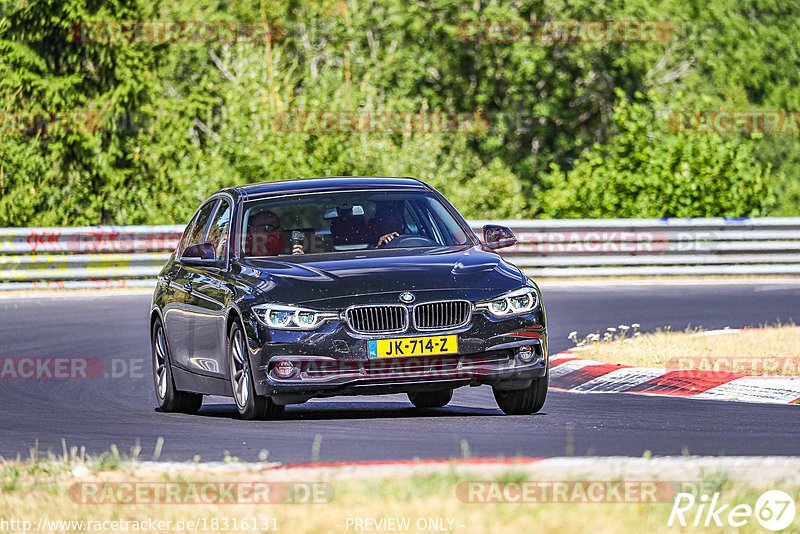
[403,205,420,235]
[177,219,195,256]
[184,201,218,253]
[205,200,231,261]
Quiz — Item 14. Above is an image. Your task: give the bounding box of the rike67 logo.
[668,490,796,531]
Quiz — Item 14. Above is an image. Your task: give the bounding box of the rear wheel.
[151,318,203,414]
[493,374,548,415]
[228,321,284,420]
[408,389,453,408]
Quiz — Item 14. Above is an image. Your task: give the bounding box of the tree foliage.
[0,0,796,225]
[541,92,774,218]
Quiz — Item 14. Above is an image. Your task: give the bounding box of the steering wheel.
[380,234,438,248]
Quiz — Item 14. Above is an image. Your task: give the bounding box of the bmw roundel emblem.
[399,292,416,304]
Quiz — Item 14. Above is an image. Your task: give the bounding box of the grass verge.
[564,324,800,375]
[2,456,800,534]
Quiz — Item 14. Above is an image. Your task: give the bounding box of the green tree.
[0,0,159,225]
[1,0,797,226]
[540,91,774,218]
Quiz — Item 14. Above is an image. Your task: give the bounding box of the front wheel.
[151,318,203,414]
[493,374,548,415]
[228,321,284,420]
[408,389,453,408]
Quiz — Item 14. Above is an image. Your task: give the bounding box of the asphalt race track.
[1,282,799,463]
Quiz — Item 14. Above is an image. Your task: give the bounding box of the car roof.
[222,176,430,201]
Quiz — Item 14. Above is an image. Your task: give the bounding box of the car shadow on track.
[183,401,503,420]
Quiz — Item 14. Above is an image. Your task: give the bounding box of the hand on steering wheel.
[376,232,399,247]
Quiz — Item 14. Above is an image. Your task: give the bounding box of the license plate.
[367,335,458,358]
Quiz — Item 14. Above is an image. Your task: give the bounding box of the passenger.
[245,210,304,256]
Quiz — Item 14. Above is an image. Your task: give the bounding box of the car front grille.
[413,300,472,330]
[346,305,407,333]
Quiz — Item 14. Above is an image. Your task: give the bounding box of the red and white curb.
[549,352,800,404]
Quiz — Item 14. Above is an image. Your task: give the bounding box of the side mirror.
[181,241,218,265]
[482,225,517,250]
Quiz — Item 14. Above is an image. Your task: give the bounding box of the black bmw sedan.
[150,177,547,419]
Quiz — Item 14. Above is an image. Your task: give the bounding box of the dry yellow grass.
[566,325,800,375]
[2,460,799,534]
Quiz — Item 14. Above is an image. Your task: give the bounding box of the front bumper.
[247,310,547,404]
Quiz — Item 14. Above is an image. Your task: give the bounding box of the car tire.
[408,389,453,408]
[228,321,284,421]
[151,318,203,414]
[492,374,548,415]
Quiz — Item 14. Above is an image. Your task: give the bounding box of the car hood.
[237,246,526,306]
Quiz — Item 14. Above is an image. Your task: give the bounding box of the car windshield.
[241,190,473,257]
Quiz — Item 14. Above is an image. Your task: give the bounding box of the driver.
[246,210,304,256]
[370,210,404,247]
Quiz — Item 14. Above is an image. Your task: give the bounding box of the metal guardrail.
[473,217,800,277]
[1,218,799,289]
[0,226,180,290]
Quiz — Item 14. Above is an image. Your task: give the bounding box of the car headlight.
[476,287,540,317]
[252,304,338,330]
